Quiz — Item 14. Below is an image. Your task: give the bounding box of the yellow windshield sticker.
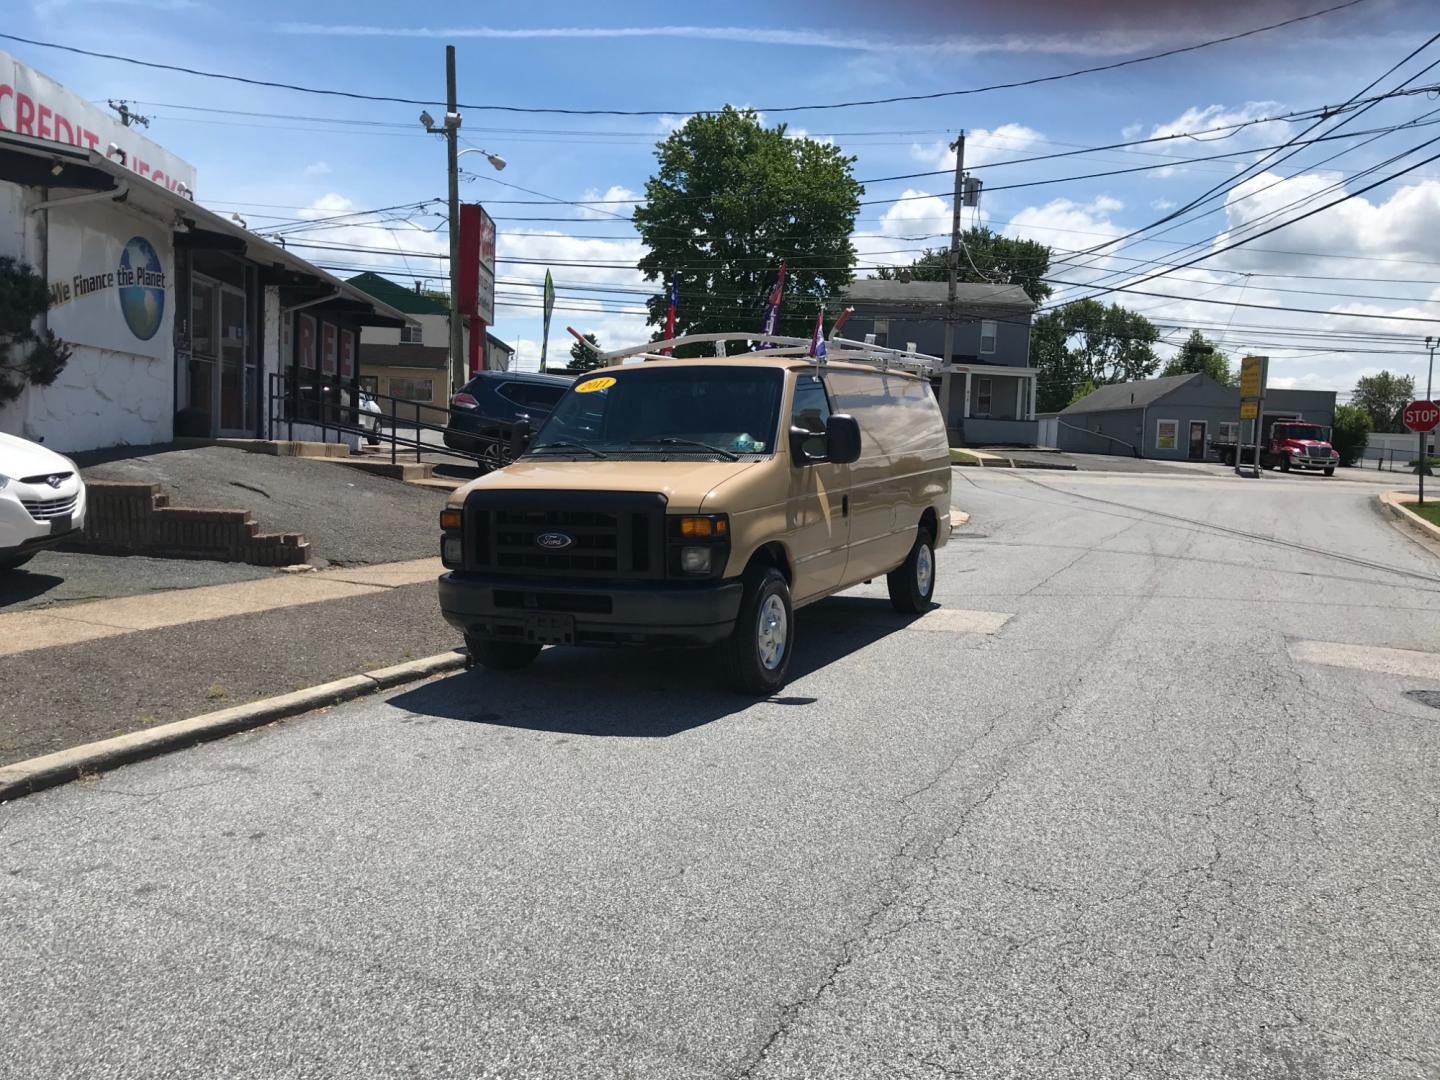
[574,376,616,393]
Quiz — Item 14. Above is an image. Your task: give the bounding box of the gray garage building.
[1059,373,1337,461]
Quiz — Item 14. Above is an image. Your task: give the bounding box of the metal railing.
[1356,445,1437,472]
[265,374,516,471]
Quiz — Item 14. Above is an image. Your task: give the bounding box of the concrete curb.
[0,649,468,804]
[1378,490,1440,543]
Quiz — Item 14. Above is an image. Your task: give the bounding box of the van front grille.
[463,491,666,581]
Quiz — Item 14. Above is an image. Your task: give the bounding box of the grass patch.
[205,684,229,701]
[1406,500,1440,527]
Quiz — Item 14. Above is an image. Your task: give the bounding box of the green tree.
[0,257,70,406]
[1031,310,1083,412]
[874,227,1053,303]
[1352,370,1416,432]
[1162,329,1234,385]
[633,107,862,354]
[1059,299,1161,386]
[1028,301,1159,410]
[1330,402,1372,466]
[568,332,605,372]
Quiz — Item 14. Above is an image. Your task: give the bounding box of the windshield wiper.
[626,437,740,461]
[529,440,608,459]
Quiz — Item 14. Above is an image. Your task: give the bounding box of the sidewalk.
[0,557,456,767]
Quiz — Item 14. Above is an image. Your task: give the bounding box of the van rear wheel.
[888,529,936,614]
[465,636,542,671]
[721,566,793,695]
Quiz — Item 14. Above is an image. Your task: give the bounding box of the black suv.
[443,370,573,462]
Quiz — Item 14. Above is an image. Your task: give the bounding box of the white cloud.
[1149,100,1285,142]
[577,185,640,221]
[277,23,1225,59]
[303,161,332,178]
[910,124,1045,172]
[1210,171,1440,275]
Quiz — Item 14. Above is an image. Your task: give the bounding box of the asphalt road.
[4,471,1439,1079]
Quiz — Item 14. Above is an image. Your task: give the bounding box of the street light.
[459,147,507,172]
[419,60,507,392]
[1426,335,1437,405]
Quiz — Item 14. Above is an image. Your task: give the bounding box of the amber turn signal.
[440,509,462,531]
[677,515,727,538]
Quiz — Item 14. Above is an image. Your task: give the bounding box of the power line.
[1044,131,1440,312]
[1057,30,1440,278]
[1052,61,1440,298]
[0,2,1372,117]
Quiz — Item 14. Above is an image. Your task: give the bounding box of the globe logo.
[118,236,165,341]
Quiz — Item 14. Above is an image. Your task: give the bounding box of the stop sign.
[1403,400,1440,433]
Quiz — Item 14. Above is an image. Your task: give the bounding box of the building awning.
[0,130,414,329]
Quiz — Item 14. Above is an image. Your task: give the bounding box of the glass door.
[189,277,217,430]
[218,285,248,433]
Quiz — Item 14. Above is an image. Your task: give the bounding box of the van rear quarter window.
[825,370,943,456]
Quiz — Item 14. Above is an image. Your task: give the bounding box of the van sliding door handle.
[841,495,849,517]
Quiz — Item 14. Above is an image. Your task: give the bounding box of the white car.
[0,431,87,571]
[359,391,382,446]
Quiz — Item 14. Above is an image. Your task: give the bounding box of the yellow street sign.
[1240,355,1265,399]
[1240,400,1259,420]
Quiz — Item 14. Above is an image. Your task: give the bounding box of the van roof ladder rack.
[591,332,944,376]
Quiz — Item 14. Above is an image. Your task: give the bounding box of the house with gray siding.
[1060,373,1337,461]
[834,280,1038,446]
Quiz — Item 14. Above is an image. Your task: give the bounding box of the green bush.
[1329,403,1371,467]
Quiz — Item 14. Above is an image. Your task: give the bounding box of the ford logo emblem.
[535,531,574,550]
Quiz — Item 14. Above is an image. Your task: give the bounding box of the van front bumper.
[438,572,744,647]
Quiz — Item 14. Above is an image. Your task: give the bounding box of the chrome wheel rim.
[757,594,788,671]
[917,543,934,596]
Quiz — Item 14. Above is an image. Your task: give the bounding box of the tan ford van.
[437,339,952,693]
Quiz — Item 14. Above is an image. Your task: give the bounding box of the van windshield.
[527,366,784,459]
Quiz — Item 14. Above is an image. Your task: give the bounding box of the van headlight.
[667,513,730,578]
[442,534,464,567]
[680,546,712,574]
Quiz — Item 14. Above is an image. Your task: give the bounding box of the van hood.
[0,431,73,477]
[449,458,760,513]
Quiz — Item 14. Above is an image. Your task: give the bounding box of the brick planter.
[69,481,310,566]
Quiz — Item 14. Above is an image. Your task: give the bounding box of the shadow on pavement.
[388,593,925,738]
[0,567,66,609]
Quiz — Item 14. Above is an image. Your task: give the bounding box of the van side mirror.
[826,414,861,465]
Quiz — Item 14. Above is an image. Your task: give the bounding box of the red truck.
[1212,419,1338,475]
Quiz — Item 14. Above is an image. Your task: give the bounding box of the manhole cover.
[1404,690,1440,710]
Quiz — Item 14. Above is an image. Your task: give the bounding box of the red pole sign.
[1403,400,1440,433]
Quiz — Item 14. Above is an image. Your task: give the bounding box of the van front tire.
[722,566,793,695]
[465,636,542,671]
[888,529,936,614]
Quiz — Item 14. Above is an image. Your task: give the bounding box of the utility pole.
[445,46,465,396]
[1423,336,1437,503]
[938,132,965,442]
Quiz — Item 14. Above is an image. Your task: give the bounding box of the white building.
[0,51,411,453]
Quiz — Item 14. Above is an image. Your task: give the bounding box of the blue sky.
[9,0,1440,394]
